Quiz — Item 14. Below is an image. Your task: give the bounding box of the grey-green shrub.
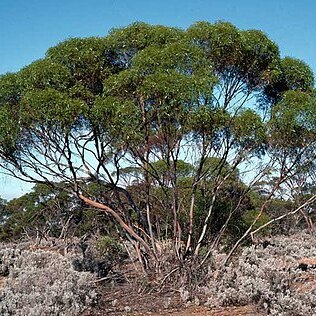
[208,232,316,315]
[0,246,97,316]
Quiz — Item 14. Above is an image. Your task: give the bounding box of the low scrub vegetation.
[2,233,316,315]
[207,233,316,315]
[0,244,98,316]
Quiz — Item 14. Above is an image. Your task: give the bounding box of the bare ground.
[131,305,264,316]
[82,282,266,316]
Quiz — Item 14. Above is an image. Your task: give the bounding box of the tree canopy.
[1,21,316,268]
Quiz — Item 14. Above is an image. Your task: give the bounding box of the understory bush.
[208,232,316,315]
[71,235,127,281]
[0,245,98,316]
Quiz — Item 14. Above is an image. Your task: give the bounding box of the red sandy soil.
[131,305,264,315]
[82,282,265,316]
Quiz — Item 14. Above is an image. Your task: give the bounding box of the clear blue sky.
[1,0,316,199]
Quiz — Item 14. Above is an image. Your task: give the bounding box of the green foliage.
[187,21,280,91]
[94,235,125,263]
[18,59,72,92]
[187,21,241,65]
[264,57,314,104]
[232,109,266,152]
[0,105,20,155]
[92,96,141,143]
[0,73,21,105]
[105,40,215,120]
[269,90,316,149]
[200,157,239,180]
[0,183,112,242]
[264,198,295,235]
[281,57,314,91]
[239,29,279,89]
[46,37,109,92]
[107,22,183,52]
[189,106,230,137]
[0,20,315,261]
[20,88,85,128]
[242,209,271,232]
[149,159,194,182]
[0,21,283,160]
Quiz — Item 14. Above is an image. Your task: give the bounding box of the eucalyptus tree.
[0,21,315,271]
[0,183,108,242]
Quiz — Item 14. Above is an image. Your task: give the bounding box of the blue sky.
[1,0,316,199]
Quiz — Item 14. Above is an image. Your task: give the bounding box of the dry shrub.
[207,232,316,315]
[0,244,97,316]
